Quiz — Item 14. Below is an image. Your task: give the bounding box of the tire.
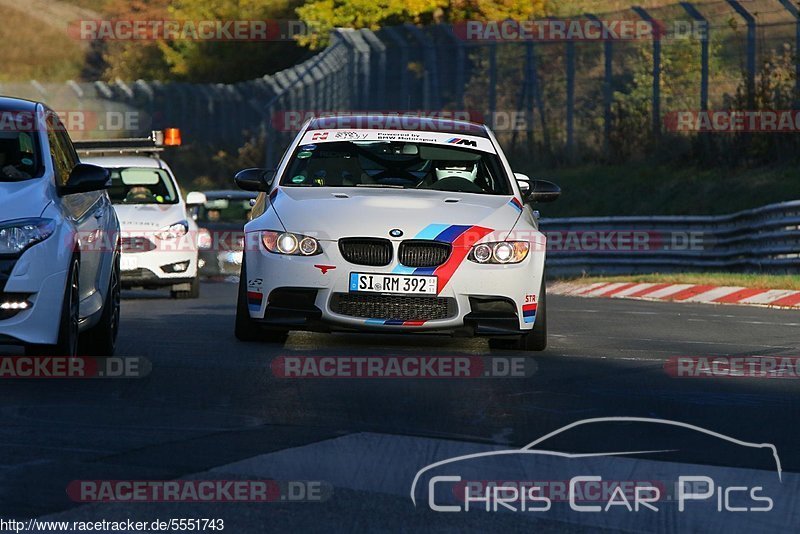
[26,256,80,357]
[79,250,121,357]
[235,253,288,343]
[170,277,200,299]
[518,279,547,352]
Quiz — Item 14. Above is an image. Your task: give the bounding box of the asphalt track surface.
[0,281,798,531]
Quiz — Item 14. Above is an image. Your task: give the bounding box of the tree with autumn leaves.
[98,0,547,82]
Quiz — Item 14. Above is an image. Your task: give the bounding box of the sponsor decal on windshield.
[300,129,497,153]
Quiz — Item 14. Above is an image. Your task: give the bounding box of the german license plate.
[349,273,437,295]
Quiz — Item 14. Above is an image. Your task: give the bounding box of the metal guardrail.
[540,200,800,275]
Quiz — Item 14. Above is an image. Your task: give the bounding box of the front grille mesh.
[399,240,451,267]
[331,293,453,321]
[339,238,392,266]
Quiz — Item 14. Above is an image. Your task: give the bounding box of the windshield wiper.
[355,184,404,189]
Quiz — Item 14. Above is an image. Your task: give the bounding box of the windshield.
[0,131,39,182]
[196,198,253,223]
[107,167,179,205]
[281,141,511,195]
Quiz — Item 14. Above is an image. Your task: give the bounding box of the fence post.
[381,27,411,110]
[529,43,551,155]
[585,14,613,159]
[565,40,576,161]
[524,43,535,150]
[405,24,441,111]
[488,42,497,127]
[441,24,467,108]
[359,29,387,109]
[633,6,661,141]
[778,0,800,109]
[680,3,709,112]
[726,0,756,110]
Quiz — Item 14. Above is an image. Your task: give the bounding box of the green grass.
[524,163,800,218]
[564,273,800,290]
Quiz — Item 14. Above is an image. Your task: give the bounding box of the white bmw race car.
[234,116,559,350]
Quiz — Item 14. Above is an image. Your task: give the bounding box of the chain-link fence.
[1,0,797,168]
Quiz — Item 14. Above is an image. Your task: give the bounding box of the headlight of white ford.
[261,230,321,256]
[0,218,55,255]
[156,221,189,240]
[468,241,529,264]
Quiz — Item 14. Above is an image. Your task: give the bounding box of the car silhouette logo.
[389,229,403,237]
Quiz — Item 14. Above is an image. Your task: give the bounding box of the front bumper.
[244,234,545,336]
[0,232,73,345]
[120,248,198,288]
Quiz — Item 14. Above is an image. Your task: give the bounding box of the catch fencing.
[0,0,799,166]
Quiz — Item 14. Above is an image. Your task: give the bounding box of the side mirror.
[185,191,207,206]
[530,180,561,203]
[235,168,276,192]
[61,163,110,195]
[519,179,561,203]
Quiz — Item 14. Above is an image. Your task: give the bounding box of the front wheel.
[26,256,80,357]
[79,250,121,356]
[171,277,200,299]
[235,253,288,343]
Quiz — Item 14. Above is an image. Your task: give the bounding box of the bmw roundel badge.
[389,229,403,237]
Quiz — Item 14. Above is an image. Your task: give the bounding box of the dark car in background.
[192,189,257,277]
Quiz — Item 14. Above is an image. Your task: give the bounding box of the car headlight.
[261,231,321,256]
[468,241,529,264]
[156,221,189,241]
[0,218,55,255]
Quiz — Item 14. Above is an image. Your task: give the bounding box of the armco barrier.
[541,200,800,275]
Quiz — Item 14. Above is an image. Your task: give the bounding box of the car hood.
[269,187,523,241]
[0,179,51,222]
[113,203,187,232]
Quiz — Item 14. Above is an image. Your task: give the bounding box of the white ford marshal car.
[80,137,204,299]
[234,116,559,350]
